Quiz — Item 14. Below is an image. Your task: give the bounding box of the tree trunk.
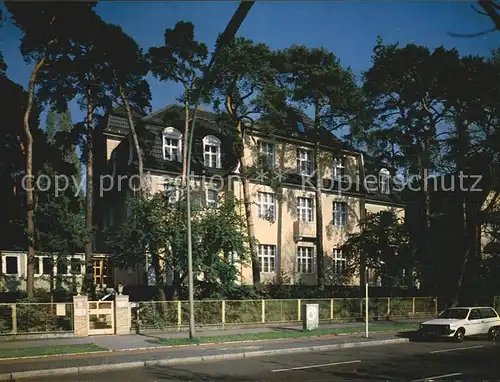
[313,104,325,291]
[181,85,190,190]
[119,85,144,187]
[235,121,260,286]
[24,56,46,298]
[226,93,260,287]
[314,141,325,291]
[84,88,94,295]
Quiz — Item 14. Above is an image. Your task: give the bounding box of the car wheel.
[454,328,465,342]
[489,327,500,342]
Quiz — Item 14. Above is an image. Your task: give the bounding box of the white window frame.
[333,202,347,227]
[258,192,276,220]
[162,127,182,161]
[333,248,346,275]
[297,246,314,274]
[297,148,314,176]
[34,255,54,277]
[203,135,221,168]
[57,255,85,276]
[333,156,346,180]
[297,197,314,222]
[3,255,21,276]
[206,189,218,205]
[379,168,390,194]
[164,182,180,203]
[259,141,275,168]
[258,244,276,273]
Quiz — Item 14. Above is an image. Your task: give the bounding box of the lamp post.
[365,266,369,338]
[185,1,255,339]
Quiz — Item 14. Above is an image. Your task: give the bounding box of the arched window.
[203,135,221,168]
[378,168,390,194]
[162,127,182,161]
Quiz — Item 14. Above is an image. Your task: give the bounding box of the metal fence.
[0,303,74,335]
[131,297,438,331]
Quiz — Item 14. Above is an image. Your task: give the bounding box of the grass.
[0,343,107,359]
[150,322,417,346]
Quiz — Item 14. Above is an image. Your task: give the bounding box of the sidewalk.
[0,319,422,352]
[0,331,413,379]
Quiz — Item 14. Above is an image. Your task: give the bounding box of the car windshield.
[437,308,469,319]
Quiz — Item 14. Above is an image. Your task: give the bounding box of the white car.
[418,306,500,342]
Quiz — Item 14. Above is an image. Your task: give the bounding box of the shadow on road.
[145,365,257,381]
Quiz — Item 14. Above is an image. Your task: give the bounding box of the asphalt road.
[25,338,500,381]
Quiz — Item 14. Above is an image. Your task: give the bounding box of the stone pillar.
[115,294,130,335]
[73,294,89,337]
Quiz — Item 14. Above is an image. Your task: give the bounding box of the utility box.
[302,303,319,331]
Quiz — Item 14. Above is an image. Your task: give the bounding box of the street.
[25,338,500,381]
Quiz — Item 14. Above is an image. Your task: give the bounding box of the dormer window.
[379,168,390,194]
[333,157,345,180]
[203,135,221,168]
[162,127,182,161]
[258,141,275,168]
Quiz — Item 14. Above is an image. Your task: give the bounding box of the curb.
[0,337,409,380]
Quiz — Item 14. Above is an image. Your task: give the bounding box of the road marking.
[430,345,484,354]
[412,372,462,381]
[271,359,361,372]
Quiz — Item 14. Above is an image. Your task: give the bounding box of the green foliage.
[341,211,415,287]
[148,20,208,104]
[106,192,250,298]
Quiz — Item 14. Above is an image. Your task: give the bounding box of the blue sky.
[1,1,499,127]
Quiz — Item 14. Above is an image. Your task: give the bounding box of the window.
[333,248,346,275]
[162,127,182,161]
[259,141,275,168]
[333,202,347,227]
[297,246,314,273]
[207,189,218,205]
[258,192,276,220]
[379,168,390,194]
[297,148,313,175]
[480,308,498,319]
[57,257,83,276]
[469,309,481,320]
[203,135,221,168]
[5,256,19,275]
[35,256,52,276]
[164,183,180,203]
[333,157,346,180]
[297,197,314,222]
[258,245,276,273]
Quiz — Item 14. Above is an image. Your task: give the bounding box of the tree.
[0,9,6,73]
[359,40,451,294]
[102,23,152,186]
[5,2,96,297]
[208,37,281,287]
[45,107,81,183]
[341,212,416,288]
[106,192,250,300]
[277,45,360,290]
[148,21,208,188]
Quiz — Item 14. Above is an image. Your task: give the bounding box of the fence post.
[387,297,391,319]
[434,298,438,316]
[330,299,334,321]
[221,300,226,327]
[412,297,416,316]
[177,300,181,331]
[11,304,16,335]
[261,300,265,323]
[297,299,301,322]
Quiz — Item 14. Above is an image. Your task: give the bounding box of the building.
[0,104,406,294]
[93,104,405,288]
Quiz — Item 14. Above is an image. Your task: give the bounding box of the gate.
[88,301,114,335]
